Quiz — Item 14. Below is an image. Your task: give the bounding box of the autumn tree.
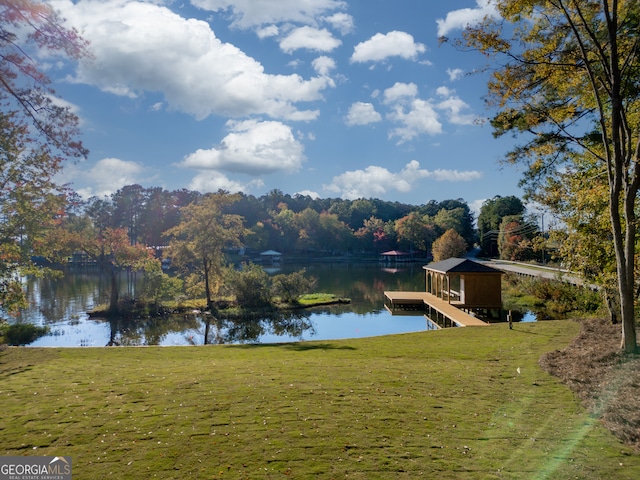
[454,0,640,352]
[65,224,154,313]
[164,191,244,311]
[498,215,539,262]
[0,1,88,314]
[432,229,468,262]
[477,196,525,257]
[538,153,621,321]
[0,111,66,314]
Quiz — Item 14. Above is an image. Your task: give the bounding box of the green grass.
[1,321,638,479]
[296,293,349,306]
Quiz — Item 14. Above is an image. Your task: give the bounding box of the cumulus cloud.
[387,99,442,142]
[257,25,279,38]
[435,86,477,125]
[446,68,464,81]
[59,157,145,199]
[191,0,347,29]
[380,83,442,142]
[180,119,306,175]
[312,56,336,76]
[345,102,382,126]
[436,0,500,37]
[324,160,482,199]
[188,171,264,194]
[351,31,426,63]
[437,97,476,125]
[295,190,321,199]
[54,0,331,121]
[383,82,418,105]
[280,26,341,53]
[323,12,354,34]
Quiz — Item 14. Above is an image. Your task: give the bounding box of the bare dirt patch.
[540,317,640,449]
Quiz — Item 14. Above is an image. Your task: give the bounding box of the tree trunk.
[603,287,620,325]
[204,316,210,345]
[203,253,213,311]
[109,267,119,313]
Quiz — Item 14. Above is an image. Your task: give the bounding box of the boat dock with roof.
[384,258,504,328]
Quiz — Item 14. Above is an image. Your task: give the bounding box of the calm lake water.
[13,263,440,347]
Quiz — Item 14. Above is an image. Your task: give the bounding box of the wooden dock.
[384,291,488,327]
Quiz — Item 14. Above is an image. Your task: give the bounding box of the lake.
[13,263,441,347]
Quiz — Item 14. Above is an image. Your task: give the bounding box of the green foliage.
[227,263,272,307]
[272,269,315,304]
[0,323,49,346]
[502,274,603,319]
[141,260,184,305]
[164,191,244,308]
[477,196,525,257]
[456,0,640,351]
[296,293,347,306]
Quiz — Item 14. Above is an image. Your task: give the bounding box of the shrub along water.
[502,273,604,319]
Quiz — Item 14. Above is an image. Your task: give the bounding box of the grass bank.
[1,321,638,479]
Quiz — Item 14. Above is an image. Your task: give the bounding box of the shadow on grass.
[229,342,356,351]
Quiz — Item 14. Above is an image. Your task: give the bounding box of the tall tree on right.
[453,0,640,353]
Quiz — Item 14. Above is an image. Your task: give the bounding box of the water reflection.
[15,264,428,346]
[195,310,315,345]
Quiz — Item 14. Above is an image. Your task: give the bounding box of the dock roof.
[423,258,503,275]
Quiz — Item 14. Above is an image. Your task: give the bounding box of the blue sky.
[47,0,524,213]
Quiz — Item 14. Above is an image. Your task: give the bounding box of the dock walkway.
[384,291,488,327]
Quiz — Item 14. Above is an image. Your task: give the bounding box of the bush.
[228,263,272,307]
[2,323,50,346]
[502,274,604,319]
[272,269,315,304]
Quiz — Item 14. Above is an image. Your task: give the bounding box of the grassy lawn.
[1,321,638,479]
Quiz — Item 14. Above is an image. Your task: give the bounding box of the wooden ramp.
[384,291,488,327]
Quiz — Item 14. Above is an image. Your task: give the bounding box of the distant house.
[380,250,410,263]
[424,258,503,311]
[260,250,282,264]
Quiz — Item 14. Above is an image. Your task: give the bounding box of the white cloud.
[191,0,347,29]
[257,25,279,38]
[312,56,336,76]
[469,198,486,223]
[345,102,382,126]
[436,86,454,97]
[323,12,354,35]
[295,190,320,199]
[59,157,145,199]
[447,68,464,81]
[383,82,418,105]
[54,0,331,121]
[188,171,264,194]
[351,31,426,63]
[180,119,306,175]
[280,26,342,53]
[437,97,476,125]
[324,160,482,199]
[387,99,443,143]
[435,86,477,125]
[370,84,436,142]
[436,0,500,37]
